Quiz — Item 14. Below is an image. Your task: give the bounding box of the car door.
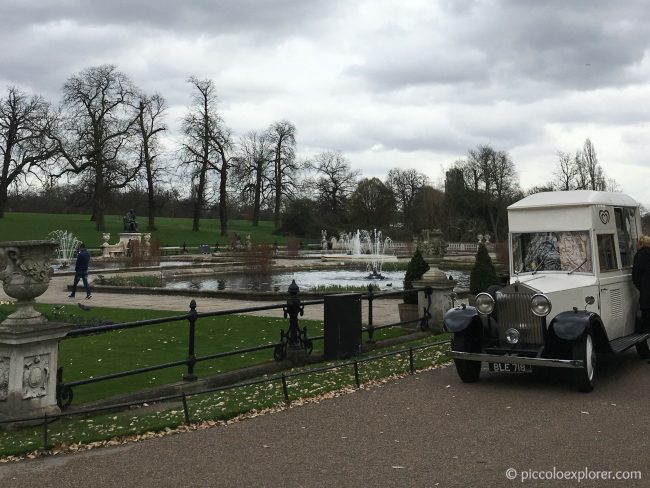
[596,233,626,339]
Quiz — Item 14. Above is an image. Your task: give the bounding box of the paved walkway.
[1,352,648,487]
[0,275,401,324]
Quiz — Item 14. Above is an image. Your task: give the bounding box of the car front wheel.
[572,332,596,392]
[451,333,482,383]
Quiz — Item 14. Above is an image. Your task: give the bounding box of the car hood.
[510,274,597,295]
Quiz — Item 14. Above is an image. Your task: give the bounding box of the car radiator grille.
[495,290,545,346]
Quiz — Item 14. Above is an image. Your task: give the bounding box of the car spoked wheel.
[451,333,482,383]
[635,334,650,359]
[572,332,596,392]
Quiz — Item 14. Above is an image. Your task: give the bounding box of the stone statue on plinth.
[123,209,139,232]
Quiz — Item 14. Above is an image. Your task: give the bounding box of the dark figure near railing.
[123,209,139,232]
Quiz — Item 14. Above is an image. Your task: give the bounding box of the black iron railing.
[56,282,432,409]
[4,338,450,454]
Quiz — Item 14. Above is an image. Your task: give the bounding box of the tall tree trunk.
[145,153,156,230]
[139,101,157,231]
[252,176,261,227]
[94,171,106,231]
[274,156,281,228]
[192,165,207,232]
[0,184,7,219]
[147,179,156,230]
[219,165,228,236]
[488,205,500,242]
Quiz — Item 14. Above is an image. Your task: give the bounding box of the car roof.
[508,190,639,210]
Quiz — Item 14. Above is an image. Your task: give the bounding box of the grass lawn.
[0,303,407,405]
[0,334,451,458]
[0,212,286,249]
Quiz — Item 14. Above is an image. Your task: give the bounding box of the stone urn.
[0,240,58,326]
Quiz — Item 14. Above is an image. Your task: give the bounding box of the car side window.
[597,234,618,271]
[614,207,634,267]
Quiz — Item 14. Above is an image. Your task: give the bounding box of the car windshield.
[512,231,593,274]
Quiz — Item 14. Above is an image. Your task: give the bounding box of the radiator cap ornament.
[505,328,520,344]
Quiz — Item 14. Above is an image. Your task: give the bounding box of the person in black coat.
[632,235,650,333]
[68,243,92,299]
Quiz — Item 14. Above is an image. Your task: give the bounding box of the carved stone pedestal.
[414,266,456,334]
[0,240,73,425]
[0,322,72,422]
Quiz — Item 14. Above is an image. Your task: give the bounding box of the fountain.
[48,230,80,269]
[322,229,397,278]
[341,230,363,256]
[364,229,393,278]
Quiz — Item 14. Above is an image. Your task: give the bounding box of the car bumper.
[449,351,584,369]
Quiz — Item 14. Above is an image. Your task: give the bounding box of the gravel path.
[1,352,648,487]
[0,275,401,324]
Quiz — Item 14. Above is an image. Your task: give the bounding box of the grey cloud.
[1,0,341,39]
[349,0,650,100]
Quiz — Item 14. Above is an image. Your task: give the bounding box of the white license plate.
[488,362,532,373]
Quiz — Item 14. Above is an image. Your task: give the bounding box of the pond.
[52,261,196,274]
[164,268,470,293]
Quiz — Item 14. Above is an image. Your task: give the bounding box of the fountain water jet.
[48,230,80,269]
[322,229,396,278]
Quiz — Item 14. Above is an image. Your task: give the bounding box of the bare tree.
[180,77,232,234]
[581,138,606,190]
[0,86,59,218]
[266,120,297,228]
[488,150,519,239]
[386,168,429,232]
[231,131,273,226]
[136,93,166,230]
[309,150,360,216]
[573,150,588,190]
[57,65,141,231]
[451,145,520,240]
[553,151,576,190]
[555,139,611,191]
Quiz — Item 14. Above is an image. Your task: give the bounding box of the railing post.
[366,284,375,344]
[56,366,73,410]
[282,280,308,361]
[181,392,192,424]
[353,360,360,387]
[281,373,290,404]
[183,299,198,382]
[419,286,432,331]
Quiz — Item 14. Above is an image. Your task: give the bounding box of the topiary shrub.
[470,243,498,295]
[403,248,430,304]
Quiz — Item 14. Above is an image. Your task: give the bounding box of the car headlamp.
[530,293,552,317]
[475,292,495,315]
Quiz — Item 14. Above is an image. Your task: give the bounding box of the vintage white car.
[445,190,650,392]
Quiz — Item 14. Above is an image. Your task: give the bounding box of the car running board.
[609,333,650,354]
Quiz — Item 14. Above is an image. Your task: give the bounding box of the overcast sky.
[2,0,650,206]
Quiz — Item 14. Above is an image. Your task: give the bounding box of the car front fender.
[444,305,480,333]
[548,310,601,341]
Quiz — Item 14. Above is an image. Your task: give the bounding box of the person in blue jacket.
[68,242,92,299]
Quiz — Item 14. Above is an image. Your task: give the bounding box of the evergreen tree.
[403,248,430,304]
[470,243,498,294]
